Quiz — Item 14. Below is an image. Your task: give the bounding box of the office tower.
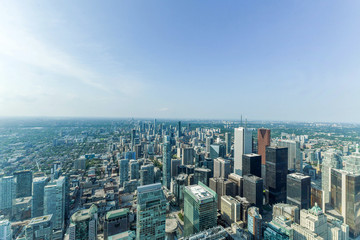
[172,174,188,208]
[104,209,130,240]
[171,159,181,177]
[129,160,139,180]
[14,170,33,198]
[32,177,47,218]
[25,215,53,240]
[209,178,236,209]
[205,137,212,153]
[248,207,262,240]
[203,158,214,173]
[265,146,288,204]
[228,173,243,197]
[242,153,261,178]
[291,204,328,239]
[220,195,241,226]
[213,157,231,179]
[140,164,154,186]
[225,132,231,155]
[0,219,12,240]
[134,145,142,159]
[273,203,300,224]
[74,157,86,170]
[154,118,157,134]
[234,127,252,176]
[163,136,171,189]
[209,144,226,159]
[264,215,293,240]
[44,176,65,231]
[136,183,167,240]
[177,121,182,138]
[124,151,136,160]
[182,147,194,165]
[257,128,270,165]
[243,174,263,212]
[277,139,302,172]
[194,168,212,186]
[286,173,311,210]
[69,204,98,240]
[119,159,129,187]
[0,176,15,212]
[321,149,342,210]
[131,129,136,150]
[184,183,217,236]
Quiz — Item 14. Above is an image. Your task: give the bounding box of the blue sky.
[0,1,359,122]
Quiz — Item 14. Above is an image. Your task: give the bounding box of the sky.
[0,1,360,122]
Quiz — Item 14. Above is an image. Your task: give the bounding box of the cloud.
[159,107,169,112]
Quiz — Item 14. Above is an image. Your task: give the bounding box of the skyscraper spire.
[240,115,243,127]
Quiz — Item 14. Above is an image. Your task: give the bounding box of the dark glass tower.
[243,174,263,212]
[265,146,288,204]
[242,154,261,178]
[286,173,311,210]
[14,170,33,198]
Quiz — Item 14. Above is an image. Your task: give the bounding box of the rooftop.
[186,184,214,201]
[106,208,129,220]
[288,173,311,180]
[29,215,52,225]
[137,183,161,194]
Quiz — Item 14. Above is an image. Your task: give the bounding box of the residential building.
[69,204,98,240]
[104,209,130,240]
[25,215,53,240]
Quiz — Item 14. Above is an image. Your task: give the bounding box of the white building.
[234,127,252,176]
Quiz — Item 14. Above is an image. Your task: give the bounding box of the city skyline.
[1,1,360,122]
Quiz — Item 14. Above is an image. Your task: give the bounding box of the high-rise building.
[140,164,154,186]
[177,121,182,138]
[163,136,171,189]
[129,160,139,180]
[44,176,65,231]
[171,159,181,177]
[243,174,263,212]
[286,173,311,210]
[69,204,98,240]
[119,159,129,187]
[248,207,262,240]
[228,173,243,197]
[124,151,136,160]
[14,170,33,198]
[194,168,212,186]
[277,140,302,172]
[209,178,236,209]
[184,183,217,236]
[213,157,231,179]
[0,219,12,240]
[234,127,252,176]
[74,157,86,170]
[171,174,188,208]
[25,215,53,240]
[136,183,167,240]
[130,129,136,151]
[31,177,47,218]
[242,153,261,178]
[257,128,271,166]
[225,132,231,156]
[182,147,194,165]
[104,209,130,240]
[220,195,241,226]
[0,176,15,213]
[209,144,225,159]
[205,137,213,154]
[265,146,288,204]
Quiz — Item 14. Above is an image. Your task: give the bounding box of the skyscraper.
[286,173,311,210]
[257,128,270,181]
[0,176,15,213]
[104,209,130,240]
[130,129,136,151]
[205,137,213,154]
[265,146,288,204]
[243,174,263,212]
[242,153,262,178]
[248,207,262,240]
[44,176,65,232]
[0,219,12,240]
[234,127,252,176]
[32,177,47,218]
[177,121,182,138]
[119,159,129,187]
[14,170,33,198]
[182,147,194,165]
[163,136,171,189]
[209,144,226,159]
[140,164,154,186]
[225,132,231,156]
[69,205,98,240]
[136,183,167,240]
[277,139,302,172]
[25,215,53,240]
[213,157,231,179]
[129,160,139,180]
[184,182,217,236]
[194,167,212,186]
[220,195,241,226]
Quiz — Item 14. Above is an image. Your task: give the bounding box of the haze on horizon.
[0,1,359,122]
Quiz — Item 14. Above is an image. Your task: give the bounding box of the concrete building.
[209,178,236,209]
[0,176,15,213]
[104,209,130,240]
[248,207,262,240]
[220,195,241,226]
[25,215,53,240]
[32,177,47,218]
[213,157,231,179]
[242,153,261,178]
[136,183,167,240]
[277,139,302,172]
[264,215,294,240]
[266,146,288,204]
[273,203,300,224]
[0,219,12,240]
[184,183,217,236]
[287,173,311,210]
[234,127,252,176]
[228,173,243,197]
[14,170,33,198]
[69,204,98,240]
